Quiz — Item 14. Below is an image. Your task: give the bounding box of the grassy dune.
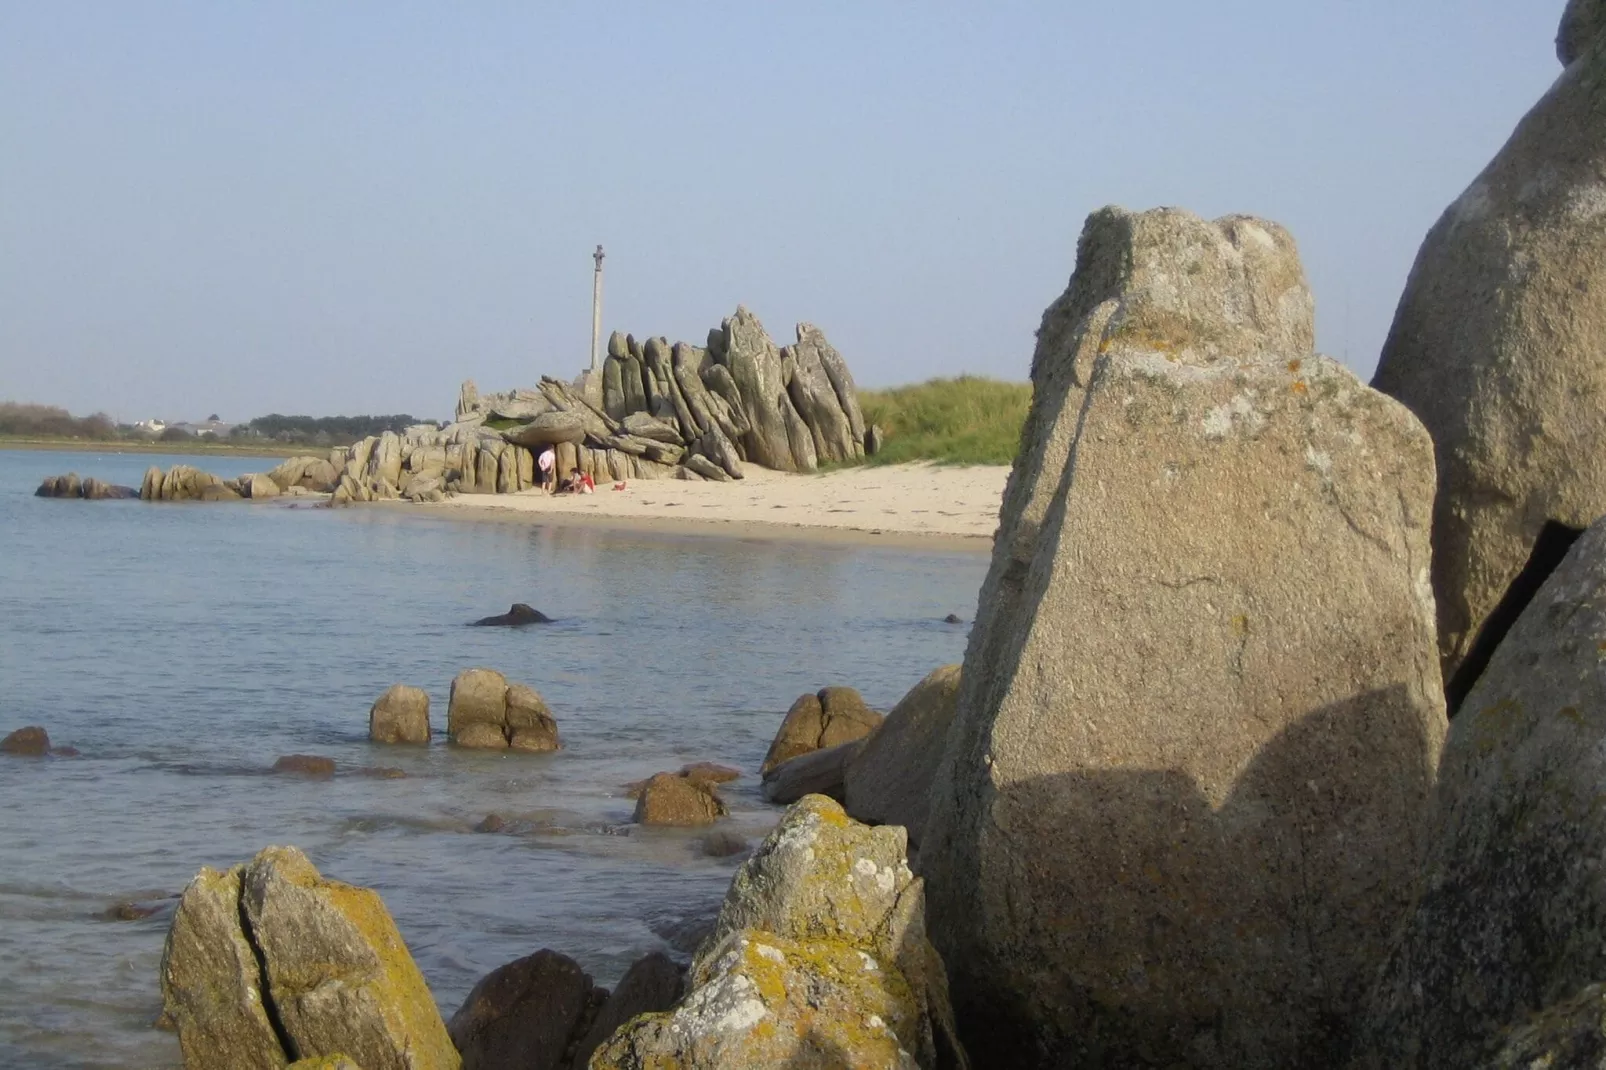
[857,376,1031,467]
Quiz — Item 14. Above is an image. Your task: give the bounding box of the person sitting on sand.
[537,446,556,494]
[561,468,585,494]
[579,470,595,494]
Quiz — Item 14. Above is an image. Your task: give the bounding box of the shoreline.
[384,461,1008,553]
[0,438,308,458]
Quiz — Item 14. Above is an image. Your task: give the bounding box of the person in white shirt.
[537,446,556,494]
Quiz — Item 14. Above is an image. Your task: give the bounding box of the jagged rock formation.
[34,473,138,499]
[1371,1,1606,692]
[592,795,966,1069]
[1351,515,1606,1069]
[160,845,459,1069]
[921,206,1446,1069]
[759,686,882,774]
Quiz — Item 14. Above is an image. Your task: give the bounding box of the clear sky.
[0,3,1566,423]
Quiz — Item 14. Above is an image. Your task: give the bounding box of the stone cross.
[590,245,605,372]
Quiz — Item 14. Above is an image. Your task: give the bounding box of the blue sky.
[0,3,1566,422]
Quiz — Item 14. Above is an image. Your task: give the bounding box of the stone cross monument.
[590,245,605,372]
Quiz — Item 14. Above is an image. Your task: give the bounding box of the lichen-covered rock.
[590,931,923,1070]
[922,206,1444,1069]
[1371,6,1606,688]
[369,685,430,745]
[632,772,728,826]
[760,687,882,774]
[594,796,964,1069]
[1350,516,1606,1069]
[288,1057,363,1069]
[162,847,458,1069]
[446,949,598,1070]
[844,666,962,846]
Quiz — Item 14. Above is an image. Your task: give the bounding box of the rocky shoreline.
[17,3,1606,1065]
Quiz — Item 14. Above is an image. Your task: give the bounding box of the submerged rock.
[1,725,50,756]
[632,772,728,827]
[161,845,459,1069]
[468,603,553,627]
[273,754,336,778]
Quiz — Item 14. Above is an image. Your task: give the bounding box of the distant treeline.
[243,414,423,443]
[0,402,117,439]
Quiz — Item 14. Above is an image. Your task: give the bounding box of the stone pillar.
[590,244,605,373]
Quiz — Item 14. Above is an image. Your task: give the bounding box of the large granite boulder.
[446,949,601,1070]
[161,845,458,1069]
[1,726,51,756]
[922,207,1445,1069]
[844,665,962,846]
[759,686,882,774]
[268,456,339,493]
[1371,3,1606,694]
[143,465,240,502]
[369,685,430,745]
[1351,515,1606,1069]
[593,796,965,1069]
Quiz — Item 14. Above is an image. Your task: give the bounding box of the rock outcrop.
[35,473,138,499]
[567,952,683,1070]
[843,666,962,846]
[1351,515,1606,1069]
[446,669,559,752]
[369,685,431,745]
[592,795,965,1069]
[1371,3,1606,694]
[921,206,1446,1069]
[468,604,552,627]
[759,686,882,774]
[160,845,458,1069]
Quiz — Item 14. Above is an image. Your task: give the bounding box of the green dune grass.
[855,376,1031,467]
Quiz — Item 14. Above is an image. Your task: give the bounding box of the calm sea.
[0,448,988,1069]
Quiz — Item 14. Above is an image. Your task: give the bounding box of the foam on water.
[0,448,985,1068]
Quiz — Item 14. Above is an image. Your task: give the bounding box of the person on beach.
[537,446,556,494]
[561,468,583,494]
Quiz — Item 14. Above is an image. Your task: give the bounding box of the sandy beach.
[410,461,1009,549]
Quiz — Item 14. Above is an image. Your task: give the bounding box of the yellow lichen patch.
[1291,380,1308,396]
[1287,359,1302,373]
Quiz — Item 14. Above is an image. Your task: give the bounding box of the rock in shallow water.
[369,684,430,745]
[446,948,601,1070]
[1,725,50,756]
[632,772,728,827]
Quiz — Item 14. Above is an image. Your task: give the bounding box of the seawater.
[0,448,987,1069]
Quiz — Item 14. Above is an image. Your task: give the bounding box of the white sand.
[415,462,1009,546]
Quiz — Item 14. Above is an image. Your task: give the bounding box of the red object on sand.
[613,481,627,491]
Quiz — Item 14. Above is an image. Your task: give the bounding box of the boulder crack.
[236,888,298,1062]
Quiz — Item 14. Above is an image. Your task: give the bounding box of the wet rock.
[923,206,1442,1069]
[942,613,963,624]
[844,665,963,846]
[106,900,163,921]
[369,684,431,745]
[473,814,508,834]
[1,725,50,756]
[760,740,860,805]
[273,754,336,778]
[505,684,560,753]
[698,830,750,859]
[35,472,82,498]
[759,686,882,774]
[355,766,406,780]
[1351,516,1606,1068]
[51,745,80,758]
[447,948,598,1070]
[678,762,740,789]
[632,772,728,827]
[568,952,684,1070]
[448,668,509,749]
[80,477,138,499]
[468,603,553,627]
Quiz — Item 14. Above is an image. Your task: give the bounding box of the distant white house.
[169,418,234,438]
[133,419,167,435]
